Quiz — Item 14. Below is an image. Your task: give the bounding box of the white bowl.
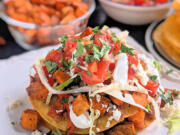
[99,0,172,25]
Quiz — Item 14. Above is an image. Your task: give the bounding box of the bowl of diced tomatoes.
[99,0,172,25]
[0,0,95,50]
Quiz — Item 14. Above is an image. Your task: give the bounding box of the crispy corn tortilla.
[28,96,139,134]
[153,13,180,63]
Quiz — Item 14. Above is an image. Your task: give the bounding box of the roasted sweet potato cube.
[92,95,110,116]
[53,70,70,84]
[20,109,39,130]
[72,94,90,116]
[108,122,136,135]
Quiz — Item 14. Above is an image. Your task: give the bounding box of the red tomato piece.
[88,60,98,73]
[128,66,136,80]
[48,76,54,86]
[155,0,168,4]
[58,94,70,100]
[128,54,138,67]
[144,80,160,97]
[94,34,102,47]
[113,42,121,55]
[96,60,110,80]
[63,40,77,58]
[42,66,49,77]
[109,63,115,71]
[81,71,102,85]
[45,50,62,65]
[135,0,145,5]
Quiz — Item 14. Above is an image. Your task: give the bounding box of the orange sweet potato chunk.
[72,94,90,116]
[20,109,39,130]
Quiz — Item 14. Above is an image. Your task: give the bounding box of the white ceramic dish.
[99,0,172,25]
[0,28,180,135]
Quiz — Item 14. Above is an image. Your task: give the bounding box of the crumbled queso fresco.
[8,99,22,110]
[31,130,42,135]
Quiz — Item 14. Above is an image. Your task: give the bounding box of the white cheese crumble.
[8,100,22,110]
[31,130,42,135]
[56,110,63,113]
[96,128,100,132]
[106,116,113,127]
[112,109,121,121]
[96,94,101,103]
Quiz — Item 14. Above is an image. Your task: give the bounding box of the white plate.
[145,20,180,74]
[0,28,180,135]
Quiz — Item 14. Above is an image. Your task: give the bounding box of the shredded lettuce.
[168,110,180,134]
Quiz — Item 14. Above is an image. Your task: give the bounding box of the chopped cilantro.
[166,69,173,75]
[149,75,157,81]
[55,78,74,91]
[87,70,92,76]
[90,35,95,40]
[92,26,101,35]
[102,25,109,29]
[45,60,58,74]
[153,61,161,72]
[89,96,94,99]
[159,89,173,105]
[85,54,94,64]
[59,35,68,48]
[61,56,74,70]
[71,38,82,42]
[120,44,134,55]
[61,97,69,103]
[74,42,84,58]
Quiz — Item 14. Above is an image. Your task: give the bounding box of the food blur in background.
[1,0,95,49]
[99,0,172,25]
[112,0,169,6]
[153,0,180,63]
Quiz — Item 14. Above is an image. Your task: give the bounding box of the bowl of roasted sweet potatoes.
[0,0,95,50]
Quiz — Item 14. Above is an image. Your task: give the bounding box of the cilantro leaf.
[166,69,173,75]
[61,97,69,103]
[159,89,173,105]
[112,32,117,42]
[61,56,74,70]
[153,61,161,72]
[85,54,94,64]
[92,26,101,35]
[74,42,84,58]
[45,60,58,74]
[120,44,134,55]
[149,75,157,81]
[59,35,68,48]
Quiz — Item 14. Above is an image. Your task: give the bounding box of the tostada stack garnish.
[21,26,180,135]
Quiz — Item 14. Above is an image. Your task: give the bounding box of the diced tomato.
[128,66,136,80]
[63,40,77,58]
[72,66,81,73]
[96,60,110,80]
[128,54,138,67]
[94,34,102,47]
[135,0,144,5]
[144,80,160,97]
[48,76,54,86]
[88,60,98,73]
[45,50,62,65]
[113,42,121,55]
[80,27,92,38]
[109,63,115,71]
[155,0,168,4]
[42,66,49,77]
[81,60,110,85]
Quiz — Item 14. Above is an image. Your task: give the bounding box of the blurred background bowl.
[99,0,172,25]
[0,0,95,50]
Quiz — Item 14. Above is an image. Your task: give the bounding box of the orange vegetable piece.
[60,13,76,24]
[173,0,180,10]
[53,70,70,84]
[20,109,39,130]
[75,7,87,17]
[80,27,93,38]
[110,96,123,106]
[72,94,90,116]
[128,110,145,129]
[88,60,98,73]
[132,92,148,107]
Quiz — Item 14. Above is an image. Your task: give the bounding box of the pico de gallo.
[24,26,178,135]
[112,0,169,6]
